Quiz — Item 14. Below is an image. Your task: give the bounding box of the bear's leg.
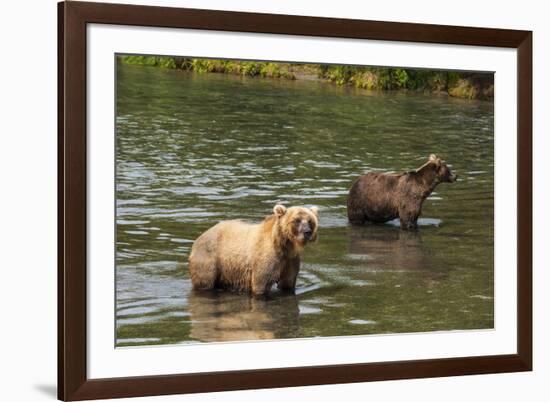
[278,257,300,292]
[348,208,367,225]
[251,268,275,296]
[400,219,418,230]
[189,249,218,290]
[399,205,420,231]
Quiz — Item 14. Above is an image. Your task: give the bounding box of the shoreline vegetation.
[119,55,494,100]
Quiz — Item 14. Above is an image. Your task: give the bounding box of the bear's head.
[428,154,457,183]
[273,204,319,249]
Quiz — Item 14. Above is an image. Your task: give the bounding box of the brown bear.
[347,154,457,230]
[189,204,319,296]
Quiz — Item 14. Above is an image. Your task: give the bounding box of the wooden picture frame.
[58,1,532,400]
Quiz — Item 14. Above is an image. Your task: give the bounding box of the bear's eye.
[293,218,301,224]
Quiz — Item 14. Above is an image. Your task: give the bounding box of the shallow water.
[115,63,494,346]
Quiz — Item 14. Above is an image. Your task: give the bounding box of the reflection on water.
[115,63,494,346]
[188,292,300,342]
[347,226,429,271]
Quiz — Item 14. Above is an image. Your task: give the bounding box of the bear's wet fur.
[347,154,457,230]
[189,204,319,296]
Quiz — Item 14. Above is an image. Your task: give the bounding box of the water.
[115,63,494,347]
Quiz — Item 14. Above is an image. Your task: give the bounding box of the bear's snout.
[449,173,458,183]
[303,230,313,240]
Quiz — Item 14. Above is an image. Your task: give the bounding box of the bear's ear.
[273,204,287,217]
[310,206,319,217]
[429,154,441,166]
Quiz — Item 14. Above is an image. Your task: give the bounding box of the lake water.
[115,63,494,346]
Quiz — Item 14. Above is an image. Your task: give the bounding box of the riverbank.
[119,55,493,100]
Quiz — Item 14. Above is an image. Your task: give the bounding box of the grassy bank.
[119,55,493,100]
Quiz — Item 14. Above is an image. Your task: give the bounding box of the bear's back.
[351,171,404,195]
[208,219,262,255]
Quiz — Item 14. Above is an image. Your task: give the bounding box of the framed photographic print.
[58,1,532,400]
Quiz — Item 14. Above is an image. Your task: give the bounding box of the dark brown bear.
[347,154,457,230]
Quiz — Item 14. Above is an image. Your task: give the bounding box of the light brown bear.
[189,205,319,296]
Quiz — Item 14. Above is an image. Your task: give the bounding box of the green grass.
[118,56,493,99]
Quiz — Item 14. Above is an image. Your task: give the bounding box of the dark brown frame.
[58,1,532,400]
